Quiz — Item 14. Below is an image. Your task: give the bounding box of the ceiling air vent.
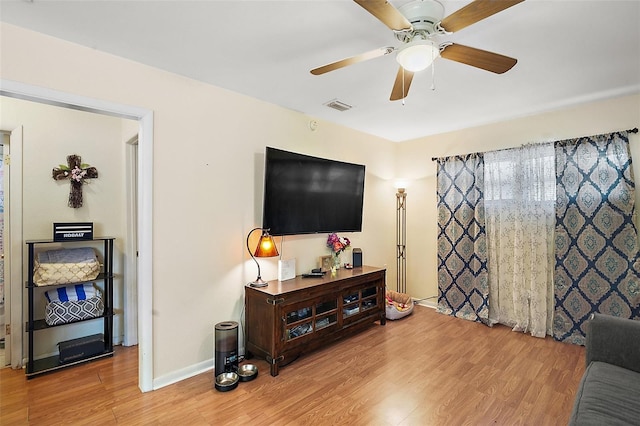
[324,99,353,112]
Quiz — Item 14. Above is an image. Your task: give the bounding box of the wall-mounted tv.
[262,147,365,236]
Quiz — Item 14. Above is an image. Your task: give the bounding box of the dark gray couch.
[569,313,640,425]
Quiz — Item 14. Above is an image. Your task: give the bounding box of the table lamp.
[246,227,279,287]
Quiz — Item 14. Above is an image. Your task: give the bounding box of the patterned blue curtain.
[554,130,640,344]
[436,154,489,324]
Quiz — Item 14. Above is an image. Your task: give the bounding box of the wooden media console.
[244,266,386,376]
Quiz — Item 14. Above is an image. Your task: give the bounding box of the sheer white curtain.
[484,143,555,337]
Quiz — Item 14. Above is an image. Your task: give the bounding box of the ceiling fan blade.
[440,0,524,33]
[354,0,412,31]
[311,47,394,75]
[440,43,517,74]
[390,67,415,101]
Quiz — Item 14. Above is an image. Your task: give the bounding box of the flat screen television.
[262,147,365,236]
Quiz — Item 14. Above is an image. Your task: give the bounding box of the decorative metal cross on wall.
[52,154,98,208]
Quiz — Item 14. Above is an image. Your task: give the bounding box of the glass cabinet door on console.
[315,299,338,331]
[342,286,379,319]
[285,305,313,341]
[361,287,378,311]
[283,297,339,342]
[343,291,360,318]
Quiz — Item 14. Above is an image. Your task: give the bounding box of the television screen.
[262,147,365,236]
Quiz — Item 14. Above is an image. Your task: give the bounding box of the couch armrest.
[586,313,640,373]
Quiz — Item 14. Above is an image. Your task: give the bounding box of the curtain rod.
[431,127,639,161]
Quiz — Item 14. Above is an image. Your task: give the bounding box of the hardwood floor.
[0,306,585,425]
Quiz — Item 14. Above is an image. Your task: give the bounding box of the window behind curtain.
[485,144,556,337]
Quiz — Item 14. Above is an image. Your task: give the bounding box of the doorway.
[0,80,154,391]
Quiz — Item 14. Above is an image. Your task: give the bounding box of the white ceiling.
[1,0,639,142]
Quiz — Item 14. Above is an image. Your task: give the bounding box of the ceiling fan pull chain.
[402,67,406,106]
[431,49,436,91]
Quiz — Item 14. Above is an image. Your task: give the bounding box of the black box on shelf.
[53,222,94,241]
[58,333,105,364]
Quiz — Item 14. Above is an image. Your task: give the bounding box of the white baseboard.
[153,357,213,390]
[413,298,437,309]
[153,344,247,390]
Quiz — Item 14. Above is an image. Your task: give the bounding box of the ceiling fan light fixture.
[396,39,439,72]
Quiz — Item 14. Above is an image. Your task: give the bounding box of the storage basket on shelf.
[43,283,104,326]
[33,247,100,286]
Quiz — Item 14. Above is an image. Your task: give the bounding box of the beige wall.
[396,94,640,301]
[0,23,397,381]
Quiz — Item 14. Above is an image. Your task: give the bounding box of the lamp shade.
[396,39,440,72]
[254,231,279,257]
[246,227,278,287]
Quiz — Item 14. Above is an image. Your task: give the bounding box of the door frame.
[124,135,138,346]
[0,79,154,392]
[1,126,24,370]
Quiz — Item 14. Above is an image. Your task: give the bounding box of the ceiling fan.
[310,0,524,101]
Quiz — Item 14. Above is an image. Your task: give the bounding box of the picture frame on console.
[320,255,332,272]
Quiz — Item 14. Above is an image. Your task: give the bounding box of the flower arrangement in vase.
[327,233,350,271]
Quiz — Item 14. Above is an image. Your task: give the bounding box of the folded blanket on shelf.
[44,283,98,303]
